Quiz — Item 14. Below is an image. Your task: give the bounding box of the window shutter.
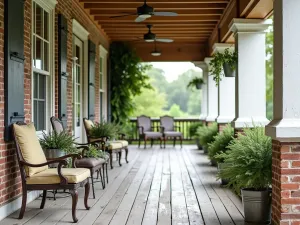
[88,40,96,121]
[58,14,68,128]
[4,0,25,141]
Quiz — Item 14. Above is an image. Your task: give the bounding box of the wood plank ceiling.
[79,0,230,61]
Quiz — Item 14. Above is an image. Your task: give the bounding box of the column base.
[216,116,234,124]
[231,117,269,129]
[206,115,218,122]
[199,114,207,120]
[218,123,228,133]
[266,119,300,142]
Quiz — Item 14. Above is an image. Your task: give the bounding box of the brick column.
[266,1,300,224]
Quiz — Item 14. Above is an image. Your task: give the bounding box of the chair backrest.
[50,116,64,134]
[160,116,174,132]
[83,118,94,140]
[13,122,48,178]
[137,115,151,134]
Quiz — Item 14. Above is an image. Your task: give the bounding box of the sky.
[151,62,202,82]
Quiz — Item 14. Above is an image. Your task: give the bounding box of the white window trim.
[99,45,108,119]
[72,19,89,143]
[31,0,56,136]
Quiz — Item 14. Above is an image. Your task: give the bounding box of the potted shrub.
[187,77,205,90]
[208,124,234,168]
[218,126,272,224]
[197,123,218,154]
[39,131,78,167]
[209,48,238,84]
[189,122,203,149]
[89,121,118,140]
[84,144,108,160]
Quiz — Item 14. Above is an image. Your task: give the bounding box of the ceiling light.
[145,39,154,42]
[139,14,151,19]
[151,51,161,56]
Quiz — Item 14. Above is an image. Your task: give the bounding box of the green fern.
[208,124,234,163]
[89,121,119,140]
[197,123,218,149]
[217,126,272,192]
[84,145,108,159]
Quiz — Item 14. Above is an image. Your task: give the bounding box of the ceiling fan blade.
[156,38,174,43]
[153,12,178,16]
[135,15,147,22]
[109,13,136,18]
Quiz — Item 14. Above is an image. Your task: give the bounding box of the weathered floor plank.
[0,145,244,225]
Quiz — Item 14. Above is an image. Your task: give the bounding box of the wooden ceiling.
[79,0,230,45]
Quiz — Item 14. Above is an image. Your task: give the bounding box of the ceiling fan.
[143,25,173,43]
[109,0,178,22]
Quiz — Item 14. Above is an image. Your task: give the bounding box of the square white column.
[229,19,270,128]
[266,0,300,142]
[212,43,235,124]
[205,57,218,122]
[193,61,208,120]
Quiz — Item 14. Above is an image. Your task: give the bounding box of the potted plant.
[209,48,238,84]
[89,121,119,140]
[208,124,234,183]
[39,131,78,167]
[189,122,203,149]
[187,77,205,90]
[196,123,218,154]
[218,126,272,224]
[84,145,108,160]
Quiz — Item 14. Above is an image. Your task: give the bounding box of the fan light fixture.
[151,51,161,56]
[145,39,154,42]
[139,14,151,19]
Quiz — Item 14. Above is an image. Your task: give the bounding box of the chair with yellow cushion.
[12,122,90,223]
[83,118,129,169]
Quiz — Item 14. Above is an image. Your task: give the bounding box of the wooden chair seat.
[26,168,90,185]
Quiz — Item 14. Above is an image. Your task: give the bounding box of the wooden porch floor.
[0,145,245,225]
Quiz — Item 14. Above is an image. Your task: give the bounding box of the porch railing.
[128,117,201,141]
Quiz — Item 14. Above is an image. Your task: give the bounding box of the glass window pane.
[100,93,103,121]
[44,42,48,71]
[44,11,48,40]
[35,4,42,37]
[33,36,36,67]
[39,74,46,99]
[76,46,80,62]
[34,73,38,98]
[76,66,80,83]
[77,84,80,103]
[35,37,42,69]
[38,101,45,131]
[100,57,103,73]
[100,74,103,89]
[34,100,38,128]
[33,3,36,35]
[77,104,80,127]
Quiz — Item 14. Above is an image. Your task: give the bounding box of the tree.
[130,87,167,117]
[168,104,187,117]
[266,20,273,120]
[187,91,202,116]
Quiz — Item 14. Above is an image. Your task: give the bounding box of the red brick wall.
[272,140,300,225]
[218,123,227,133]
[0,0,109,207]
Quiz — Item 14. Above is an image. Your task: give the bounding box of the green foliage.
[208,124,234,163]
[110,42,152,124]
[168,104,187,117]
[84,145,107,159]
[266,20,274,120]
[196,123,218,149]
[39,131,77,154]
[89,121,118,140]
[218,126,272,192]
[189,122,203,137]
[209,48,238,85]
[187,77,204,89]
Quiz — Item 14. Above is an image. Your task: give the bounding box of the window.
[99,45,108,121]
[99,56,104,121]
[32,1,54,132]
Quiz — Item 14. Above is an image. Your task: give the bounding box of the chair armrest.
[47,153,82,168]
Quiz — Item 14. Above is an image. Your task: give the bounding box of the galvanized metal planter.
[196,138,202,150]
[241,188,272,224]
[223,63,236,77]
[196,83,202,89]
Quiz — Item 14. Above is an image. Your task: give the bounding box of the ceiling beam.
[101,22,217,27]
[89,9,224,15]
[80,0,229,3]
[104,27,214,31]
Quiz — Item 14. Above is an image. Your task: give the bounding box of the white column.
[205,57,218,122]
[266,1,300,142]
[213,43,235,124]
[193,62,208,120]
[229,19,270,128]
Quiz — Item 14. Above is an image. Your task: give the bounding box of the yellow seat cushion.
[26,168,90,184]
[107,142,123,150]
[84,119,94,132]
[13,123,48,177]
[114,140,128,147]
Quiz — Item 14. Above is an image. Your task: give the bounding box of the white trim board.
[72,19,89,41]
[0,191,40,221]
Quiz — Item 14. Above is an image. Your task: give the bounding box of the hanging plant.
[209,48,238,85]
[187,77,205,90]
[110,42,152,125]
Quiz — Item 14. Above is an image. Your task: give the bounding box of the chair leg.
[106,163,108,183]
[19,187,27,219]
[91,170,95,199]
[180,137,183,148]
[109,152,113,169]
[138,138,141,148]
[150,139,153,147]
[173,138,176,147]
[69,189,79,223]
[144,137,147,149]
[84,182,90,210]
[125,148,129,163]
[164,137,166,149]
[118,151,122,167]
[99,167,105,189]
[96,170,99,179]
[40,190,47,209]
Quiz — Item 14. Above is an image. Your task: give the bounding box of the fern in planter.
[110,42,152,125]
[89,121,119,140]
[209,48,238,85]
[217,126,272,193]
[196,123,218,150]
[84,145,108,159]
[189,122,203,138]
[208,124,234,163]
[187,77,204,90]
